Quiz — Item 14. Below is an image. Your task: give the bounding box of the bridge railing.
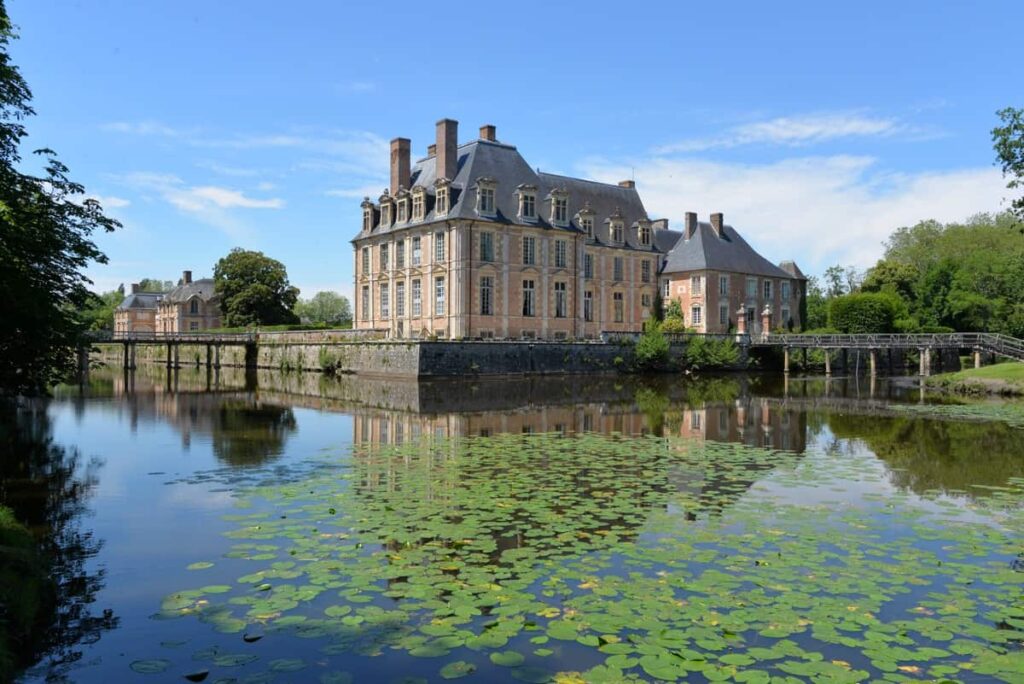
[88,331,256,344]
[761,332,1024,361]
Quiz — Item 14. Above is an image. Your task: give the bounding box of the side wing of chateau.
[352,119,806,339]
[114,270,223,336]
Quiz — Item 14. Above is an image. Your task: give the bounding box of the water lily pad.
[490,651,525,667]
[129,659,171,674]
[439,661,476,679]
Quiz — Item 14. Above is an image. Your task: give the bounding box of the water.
[2,366,1022,683]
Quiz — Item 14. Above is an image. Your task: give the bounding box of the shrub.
[828,292,906,333]
[634,320,670,371]
[660,316,687,334]
[685,336,742,369]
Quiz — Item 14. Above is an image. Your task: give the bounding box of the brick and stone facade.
[114,283,161,335]
[154,270,222,334]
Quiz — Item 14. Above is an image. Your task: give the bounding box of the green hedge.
[828,292,904,333]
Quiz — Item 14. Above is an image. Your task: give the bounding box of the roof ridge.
[536,171,635,189]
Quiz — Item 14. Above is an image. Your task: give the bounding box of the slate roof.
[355,139,664,253]
[116,292,163,311]
[662,222,802,280]
[161,278,218,304]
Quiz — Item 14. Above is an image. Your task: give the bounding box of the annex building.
[352,119,805,339]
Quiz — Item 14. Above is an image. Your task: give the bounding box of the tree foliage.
[828,292,905,334]
[294,291,351,326]
[0,3,119,395]
[79,288,124,331]
[213,248,299,327]
[992,106,1024,225]
[137,278,173,292]
[634,319,670,371]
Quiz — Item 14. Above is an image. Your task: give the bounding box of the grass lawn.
[928,361,1024,395]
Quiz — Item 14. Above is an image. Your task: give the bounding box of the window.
[522,236,536,265]
[522,280,535,317]
[746,277,757,297]
[396,281,406,317]
[412,279,422,317]
[480,276,493,316]
[412,193,424,220]
[436,186,449,215]
[380,243,389,270]
[641,293,651,307]
[554,282,567,318]
[584,253,594,279]
[613,292,624,322]
[553,197,568,224]
[611,222,623,243]
[691,275,703,295]
[691,305,702,326]
[640,225,651,246]
[477,186,495,214]
[641,260,651,283]
[362,207,373,231]
[189,299,199,314]
[397,200,407,222]
[781,281,791,300]
[412,237,421,265]
[584,291,593,322]
[720,304,729,326]
[381,203,391,226]
[782,307,791,327]
[380,283,390,320]
[434,231,445,262]
[434,277,445,315]
[763,280,773,300]
[581,217,594,238]
[555,240,567,268]
[362,247,370,274]
[520,192,536,219]
[480,232,494,262]
[719,275,729,296]
[361,285,370,320]
[396,240,405,268]
[613,257,624,282]
[190,321,199,331]
[662,279,670,298]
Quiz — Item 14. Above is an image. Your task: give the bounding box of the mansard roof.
[116,292,163,311]
[661,222,800,280]
[161,278,218,304]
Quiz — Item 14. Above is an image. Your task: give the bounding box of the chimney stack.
[618,180,635,189]
[685,212,698,239]
[479,124,496,142]
[131,283,140,294]
[436,118,458,181]
[710,212,724,237]
[182,270,192,285]
[427,143,437,157]
[390,137,411,194]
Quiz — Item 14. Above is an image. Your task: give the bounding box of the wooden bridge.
[84,331,257,370]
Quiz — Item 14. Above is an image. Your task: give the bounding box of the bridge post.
[129,342,136,370]
[214,343,221,369]
[206,343,212,370]
[919,348,931,377]
[974,349,982,369]
[869,349,877,378]
[166,342,172,368]
[173,343,180,369]
[123,341,130,369]
[783,347,790,374]
[824,349,831,376]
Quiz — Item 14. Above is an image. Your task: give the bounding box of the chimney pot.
[479,124,496,142]
[436,118,458,181]
[685,212,698,239]
[131,283,140,294]
[710,212,724,236]
[390,137,411,195]
[618,180,635,189]
[182,270,192,285]
[427,143,437,156]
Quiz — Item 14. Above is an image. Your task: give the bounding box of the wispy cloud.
[85,194,131,209]
[102,121,190,137]
[656,111,928,153]
[325,183,382,200]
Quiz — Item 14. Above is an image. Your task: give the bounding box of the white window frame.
[477,186,495,214]
[581,217,594,238]
[411,279,422,317]
[746,277,757,298]
[480,276,493,316]
[523,236,536,265]
[691,275,703,296]
[434,276,445,316]
[613,292,624,323]
[719,275,729,296]
[480,232,494,262]
[411,236,421,265]
[435,187,449,216]
[520,193,536,219]
[719,304,729,326]
[380,243,389,271]
[434,231,445,262]
[554,281,567,318]
[396,239,405,269]
[380,283,390,320]
[584,253,594,280]
[522,279,535,317]
[555,240,567,268]
[781,281,791,300]
[361,285,370,321]
[691,305,702,326]
[584,291,593,322]
[396,281,405,317]
[763,279,773,300]
[412,192,425,221]
[641,260,651,283]
[613,257,623,282]
[362,247,370,274]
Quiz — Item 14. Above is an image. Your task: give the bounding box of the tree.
[79,289,124,331]
[634,319,669,371]
[803,276,829,330]
[0,3,120,395]
[213,248,299,327]
[294,291,352,326]
[828,292,905,334]
[137,278,173,292]
[992,107,1024,225]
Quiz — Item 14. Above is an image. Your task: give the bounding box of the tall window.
[613,257,623,282]
[782,307,791,327]
[480,276,493,316]
[190,299,199,314]
[380,283,390,320]
[479,232,494,262]
[763,280,773,300]
[412,279,422,317]
[381,203,391,226]
[412,193,424,220]
[611,222,623,243]
[362,207,372,231]
[361,286,369,320]
[522,280,535,317]
[691,275,702,295]
[640,225,651,246]
[581,217,593,238]
[436,187,449,215]
[521,193,536,219]
[613,292,624,322]
[554,282,567,318]
[641,260,651,283]
[522,236,536,265]
[719,275,729,296]
[662,279,670,298]
[396,240,405,268]
[584,291,593,322]
[641,293,651,308]
[719,304,729,326]
[553,197,568,224]
[781,281,791,300]
[397,200,407,222]
[691,305,702,326]
[584,253,594,279]
[362,247,370,274]
[380,243,389,270]
[746,277,757,297]
[434,277,445,315]
[434,231,445,262]
[396,281,405,317]
[555,240,567,268]
[478,186,495,214]
[412,237,421,265]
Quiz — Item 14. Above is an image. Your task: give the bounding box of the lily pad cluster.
[151,432,1023,682]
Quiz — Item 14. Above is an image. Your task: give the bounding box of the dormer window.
[435,179,450,217]
[548,189,569,226]
[577,203,595,239]
[397,198,408,223]
[610,221,624,243]
[639,221,652,247]
[516,184,537,220]
[412,188,425,221]
[361,200,373,231]
[381,203,392,226]
[474,178,497,216]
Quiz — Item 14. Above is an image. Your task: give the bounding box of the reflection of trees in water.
[0,403,118,682]
[827,412,1024,497]
[210,402,298,466]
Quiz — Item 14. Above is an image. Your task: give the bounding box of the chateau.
[352,119,806,339]
[113,270,222,335]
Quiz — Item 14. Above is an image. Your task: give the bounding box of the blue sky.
[7,1,1021,299]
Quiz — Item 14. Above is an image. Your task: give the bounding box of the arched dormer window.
[411,186,426,221]
[434,178,451,217]
[548,188,569,227]
[516,184,537,220]
[395,189,410,223]
[577,203,595,239]
[361,197,375,231]
[474,177,497,217]
[189,299,199,315]
[606,206,624,244]
[379,190,394,227]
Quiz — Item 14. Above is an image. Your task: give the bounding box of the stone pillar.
[824,349,832,376]
[974,349,982,369]
[919,348,931,377]
[735,306,747,344]
[869,349,877,377]
[783,347,790,374]
[760,306,772,341]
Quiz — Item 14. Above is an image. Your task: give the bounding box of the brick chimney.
[710,212,724,237]
[182,270,192,285]
[131,283,140,294]
[436,118,458,181]
[479,124,496,142]
[390,137,410,194]
[427,143,437,157]
[618,180,635,188]
[685,212,698,240]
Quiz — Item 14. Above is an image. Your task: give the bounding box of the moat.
[3,366,1022,683]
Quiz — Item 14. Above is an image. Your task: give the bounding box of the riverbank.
[926,361,1024,396]
[0,505,50,682]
